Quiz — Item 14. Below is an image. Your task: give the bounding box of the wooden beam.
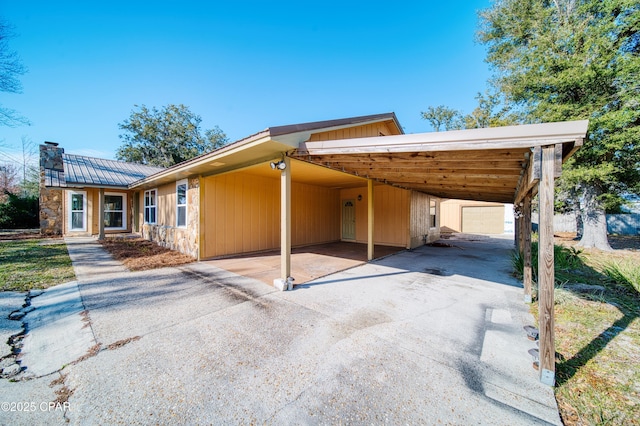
[514,148,540,204]
[298,149,530,163]
[538,145,556,386]
[198,175,204,261]
[555,143,563,178]
[318,165,523,176]
[407,192,514,204]
[367,179,374,261]
[523,194,533,303]
[281,156,292,281]
[312,159,527,170]
[98,188,105,240]
[334,171,522,182]
[389,181,516,191]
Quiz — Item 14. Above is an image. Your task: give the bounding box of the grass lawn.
[0,239,76,292]
[524,235,640,426]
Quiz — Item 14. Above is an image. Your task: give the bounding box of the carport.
[281,119,589,386]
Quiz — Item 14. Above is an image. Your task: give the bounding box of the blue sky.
[1,0,492,162]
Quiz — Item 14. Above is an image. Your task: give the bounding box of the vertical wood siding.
[339,185,409,247]
[157,183,176,227]
[308,122,397,141]
[291,181,340,246]
[201,172,340,258]
[409,191,437,248]
[374,185,409,247]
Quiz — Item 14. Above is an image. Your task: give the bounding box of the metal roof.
[51,154,164,188]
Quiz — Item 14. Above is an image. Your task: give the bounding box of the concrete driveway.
[0,235,560,425]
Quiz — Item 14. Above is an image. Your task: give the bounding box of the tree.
[0,162,19,202]
[0,19,29,127]
[462,91,518,129]
[478,0,640,250]
[420,105,464,131]
[421,91,518,132]
[116,104,229,168]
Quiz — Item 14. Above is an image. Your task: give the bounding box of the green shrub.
[512,243,585,284]
[0,191,39,229]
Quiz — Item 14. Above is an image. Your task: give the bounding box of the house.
[40,113,440,263]
[39,112,589,385]
[40,112,587,286]
[39,146,163,237]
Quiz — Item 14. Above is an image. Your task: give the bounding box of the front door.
[342,199,356,240]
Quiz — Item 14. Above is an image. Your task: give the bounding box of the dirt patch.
[106,336,141,351]
[99,237,195,271]
[72,344,102,365]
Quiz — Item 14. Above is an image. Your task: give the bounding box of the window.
[429,199,437,229]
[104,193,126,230]
[144,189,157,224]
[69,191,86,231]
[176,180,187,228]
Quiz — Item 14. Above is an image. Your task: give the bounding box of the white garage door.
[461,206,505,234]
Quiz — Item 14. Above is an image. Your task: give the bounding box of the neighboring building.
[440,200,515,234]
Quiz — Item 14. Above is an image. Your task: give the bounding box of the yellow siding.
[291,182,340,246]
[202,171,342,258]
[339,185,409,247]
[308,121,399,142]
[157,183,176,227]
[374,185,409,247]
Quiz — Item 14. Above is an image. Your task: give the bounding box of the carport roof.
[291,120,589,203]
[125,113,587,204]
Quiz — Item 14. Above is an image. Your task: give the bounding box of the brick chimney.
[39,142,64,236]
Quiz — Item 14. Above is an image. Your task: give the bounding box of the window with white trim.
[176,180,187,228]
[144,189,157,224]
[104,193,126,230]
[69,190,87,231]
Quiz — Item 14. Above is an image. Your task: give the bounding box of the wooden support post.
[538,145,556,386]
[198,176,204,261]
[523,193,533,303]
[98,188,105,240]
[514,216,521,250]
[367,179,374,261]
[281,157,292,280]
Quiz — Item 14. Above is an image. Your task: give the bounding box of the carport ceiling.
[292,121,589,204]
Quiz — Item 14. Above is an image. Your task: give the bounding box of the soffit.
[241,158,368,189]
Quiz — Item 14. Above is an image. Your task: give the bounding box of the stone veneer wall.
[141,177,200,258]
[39,144,64,236]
